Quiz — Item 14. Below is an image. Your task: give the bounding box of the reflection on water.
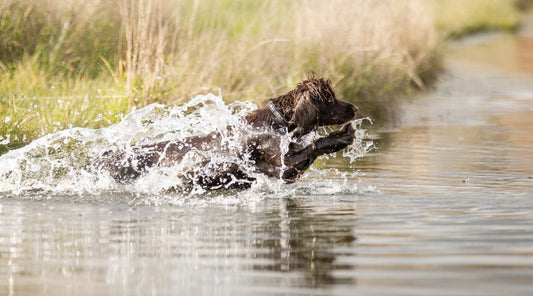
[447,31,533,75]
[0,197,359,295]
[2,32,533,296]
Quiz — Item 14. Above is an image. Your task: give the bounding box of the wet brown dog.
[99,75,358,189]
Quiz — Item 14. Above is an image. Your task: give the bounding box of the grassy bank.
[0,0,526,154]
[436,0,521,38]
[1,0,441,153]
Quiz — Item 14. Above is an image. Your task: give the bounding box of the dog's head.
[276,75,358,137]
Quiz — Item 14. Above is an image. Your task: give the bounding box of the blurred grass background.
[1,0,532,154]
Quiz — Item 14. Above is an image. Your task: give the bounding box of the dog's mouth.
[325,113,357,126]
[332,116,352,124]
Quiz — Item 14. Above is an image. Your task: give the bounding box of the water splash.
[0,93,373,199]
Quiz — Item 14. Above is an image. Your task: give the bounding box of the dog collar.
[268,100,288,126]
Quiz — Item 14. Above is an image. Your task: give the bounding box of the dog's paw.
[313,122,356,154]
[339,122,356,134]
[281,168,300,183]
[328,123,356,144]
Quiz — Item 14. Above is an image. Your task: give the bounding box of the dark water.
[2,32,533,295]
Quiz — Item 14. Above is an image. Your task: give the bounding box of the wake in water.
[0,93,373,198]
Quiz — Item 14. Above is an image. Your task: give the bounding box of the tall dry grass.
[118,0,168,96]
[1,0,442,153]
[291,0,440,116]
[146,0,441,108]
[1,0,440,100]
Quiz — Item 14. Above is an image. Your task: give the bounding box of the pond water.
[1,31,533,295]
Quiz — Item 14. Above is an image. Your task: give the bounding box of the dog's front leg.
[281,123,355,182]
[312,123,356,155]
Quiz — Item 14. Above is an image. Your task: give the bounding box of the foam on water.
[0,93,373,200]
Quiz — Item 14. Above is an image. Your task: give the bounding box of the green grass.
[436,0,521,38]
[2,0,525,155]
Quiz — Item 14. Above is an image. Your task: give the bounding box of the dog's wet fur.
[99,75,358,189]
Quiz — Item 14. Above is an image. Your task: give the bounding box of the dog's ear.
[289,90,319,137]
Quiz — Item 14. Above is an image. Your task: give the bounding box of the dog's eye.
[325,93,335,103]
